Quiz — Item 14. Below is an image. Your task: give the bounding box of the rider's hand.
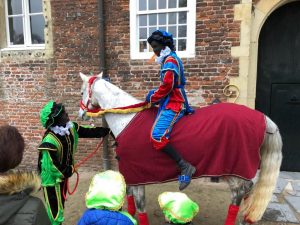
[145,89,156,103]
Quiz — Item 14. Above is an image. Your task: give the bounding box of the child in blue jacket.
[77,170,136,225]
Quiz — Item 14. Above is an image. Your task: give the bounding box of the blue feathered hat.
[147,30,175,51]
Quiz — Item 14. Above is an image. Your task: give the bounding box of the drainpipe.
[97,0,110,170]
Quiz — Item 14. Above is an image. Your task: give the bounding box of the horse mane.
[94,79,141,109]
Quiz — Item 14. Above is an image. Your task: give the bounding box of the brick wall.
[104,0,240,105]
[0,0,241,170]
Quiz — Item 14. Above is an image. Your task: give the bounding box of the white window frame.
[4,0,45,50]
[130,0,196,60]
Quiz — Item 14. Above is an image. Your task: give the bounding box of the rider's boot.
[162,143,196,191]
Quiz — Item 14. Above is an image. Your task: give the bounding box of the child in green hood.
[158,192,199,225]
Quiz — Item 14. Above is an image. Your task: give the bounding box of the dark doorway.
[256,2,300,171]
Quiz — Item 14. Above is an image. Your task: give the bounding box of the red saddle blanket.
[115,103,266,185]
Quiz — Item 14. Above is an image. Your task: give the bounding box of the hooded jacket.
[0,172,51,225]
[77,171,136,225]
[78,209,135,225]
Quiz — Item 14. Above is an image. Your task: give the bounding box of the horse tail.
[241,116,282,222]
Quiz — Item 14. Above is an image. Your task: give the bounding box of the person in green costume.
[158,192,199,225]
[38,101,110,225]
[77,170,137,225]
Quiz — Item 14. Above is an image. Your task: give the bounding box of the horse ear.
[97,72,103,78]
[79,72,88,82]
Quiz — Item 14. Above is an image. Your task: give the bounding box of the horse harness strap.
[86,101,151,117]
[80,76,102,113]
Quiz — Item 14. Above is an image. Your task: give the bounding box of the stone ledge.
[0,48,53,62]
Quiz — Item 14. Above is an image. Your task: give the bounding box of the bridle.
[80,76,150,118]
[80,76,101,114]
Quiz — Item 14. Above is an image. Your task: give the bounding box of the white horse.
[78,72,282,225]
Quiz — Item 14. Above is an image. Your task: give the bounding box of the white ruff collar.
[155,46,171,64]
[50,121,73,136]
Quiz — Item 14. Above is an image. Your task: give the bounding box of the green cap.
[158,192,199,224]
[40,101,63,129]
[85,170,126,211]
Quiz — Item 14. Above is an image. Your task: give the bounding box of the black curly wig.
[147,30,175,51]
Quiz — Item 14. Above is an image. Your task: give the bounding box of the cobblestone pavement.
[35,171,300,225]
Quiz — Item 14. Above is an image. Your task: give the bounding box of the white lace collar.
[50,121,73,136]
[155,46,171,64]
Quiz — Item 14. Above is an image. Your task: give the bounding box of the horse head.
[78,72,103,120]
[78,71,144,136]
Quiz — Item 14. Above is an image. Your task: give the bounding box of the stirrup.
[178,174,191,183]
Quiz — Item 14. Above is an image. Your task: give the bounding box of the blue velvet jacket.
[146,51,194,115]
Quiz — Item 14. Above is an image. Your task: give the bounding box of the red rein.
[63,138,104,200]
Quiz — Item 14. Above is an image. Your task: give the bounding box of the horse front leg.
[224,177,253,225]
[126,185,149,225]
[126,185,137,216]
[130,185,149,225]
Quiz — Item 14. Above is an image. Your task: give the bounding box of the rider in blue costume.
[145,30,196,191]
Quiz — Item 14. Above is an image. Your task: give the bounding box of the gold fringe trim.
[86,103,151,117]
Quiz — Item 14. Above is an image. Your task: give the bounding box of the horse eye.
[81,92,83,96]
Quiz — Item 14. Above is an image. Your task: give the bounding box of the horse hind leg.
[130,185,150,225]
[241,116,282,223]
[224,176,253,225]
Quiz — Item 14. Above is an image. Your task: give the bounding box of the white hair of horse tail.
[241,116,283,222]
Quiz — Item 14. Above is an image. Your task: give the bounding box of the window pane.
[168,0,177,8]
[179,0,187,7]
[139,15,147,26]
[139,41,147,52]
[178,12,187,24]
[168,26,176,38]
[149,14,157,26]
[178,25,186,37]
[9,17,24,44]
[7,0,22,15]
[178,39,186,51]
[168,13,176,24]
[158,13,166,25]
[139,28,147,39]
[30,15,45,44]
[148,0,156,10]
[139,0,147,11]
[148,27,156,36]
[173,39,177,50]
[29,0,43,13]
[159,0,166,9]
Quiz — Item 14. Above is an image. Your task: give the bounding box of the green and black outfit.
[38,122,109,225]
